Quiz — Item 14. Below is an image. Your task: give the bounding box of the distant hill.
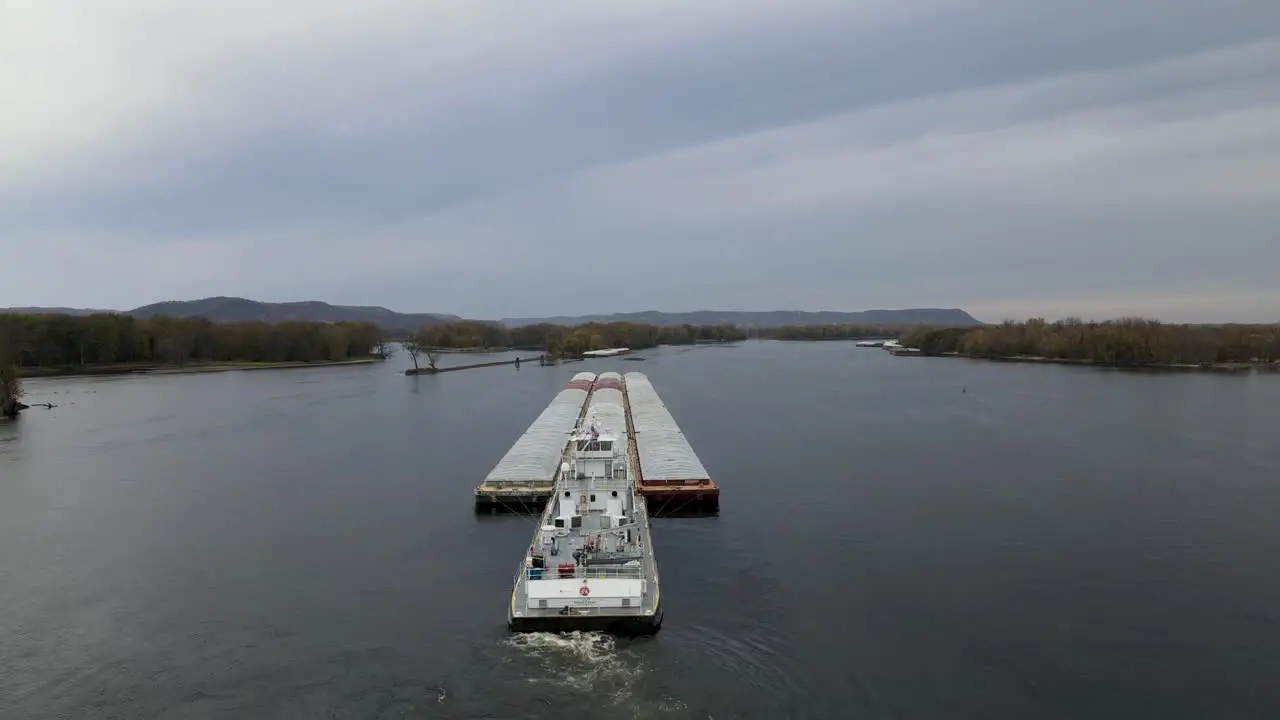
[128,297,460,332]
[500,308,984,328]
[4,299,982,332]
[2,306,111,317]
[3,297,460,334]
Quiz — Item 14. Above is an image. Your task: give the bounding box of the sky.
[3,1,1280,323]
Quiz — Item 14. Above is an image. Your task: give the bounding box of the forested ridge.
[747,325,903,340]
[0,313,383,369]
[413,320,748,356]
[901,318,1280,366]
[500,308,981,328]
[413,319,943,353]
[7,310,1278,378]
[0,313,748,373]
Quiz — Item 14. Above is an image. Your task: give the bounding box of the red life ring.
[579,585,590,597]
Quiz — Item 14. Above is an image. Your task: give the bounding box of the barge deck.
[474,372,596,511]
[476,371,719,514]
[622,372,720,512]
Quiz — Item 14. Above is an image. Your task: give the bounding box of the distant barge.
[474,372,719,512]
[582,347,630,358]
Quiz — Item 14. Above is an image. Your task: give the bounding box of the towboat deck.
[509,481,661,631]
[509,383,663,634]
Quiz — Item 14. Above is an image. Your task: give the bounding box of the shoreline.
[431,347,517,354]
[20,357,385,379]
[766,337,895,342]
[933,352,1279,372]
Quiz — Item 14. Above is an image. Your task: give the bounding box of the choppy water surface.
[2,342,1279,719]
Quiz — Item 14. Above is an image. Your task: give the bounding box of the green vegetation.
[411,320,747,358]
[0,313,384,376]
[501,308,983,327]
[901,318,1280,366]
[15,309,1272,379]
[1,336,21,417]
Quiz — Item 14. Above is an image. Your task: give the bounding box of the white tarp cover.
[484,387,589,485]
[585,387,627,440]
[623,372,710,481]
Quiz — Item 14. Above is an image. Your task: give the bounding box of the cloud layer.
[3,0,1280,321]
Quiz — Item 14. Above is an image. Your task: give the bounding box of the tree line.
[0,313,384,369]
[747,325,905,341]
[411,320,748,357]
[901,318,1280,366]
[0,339,20,416]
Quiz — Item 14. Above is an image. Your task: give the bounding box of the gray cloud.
[3,0,1280,321]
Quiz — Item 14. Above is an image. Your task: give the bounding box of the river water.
[2,341,1279,719]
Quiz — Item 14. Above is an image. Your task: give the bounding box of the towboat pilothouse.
[507,408,662,634]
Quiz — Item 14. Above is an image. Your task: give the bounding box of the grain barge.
[473,372,596,511]
[477,371,719,514]
[508,381,662,634]
[622,372,720,511]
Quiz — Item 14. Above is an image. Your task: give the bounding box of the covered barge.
[477,371,719,514]
[474,372,596,511]
[623,372,720,511]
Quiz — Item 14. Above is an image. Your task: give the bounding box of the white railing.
[566,479,632,492]
[478,480,556,490]
[481,476,638,490]
[519,563,646,581]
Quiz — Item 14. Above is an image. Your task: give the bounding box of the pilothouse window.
[575,439,613,452]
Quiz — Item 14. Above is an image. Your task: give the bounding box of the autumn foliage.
[902,318,1280,366]
[0,313,383,369]
[414,320,746,357]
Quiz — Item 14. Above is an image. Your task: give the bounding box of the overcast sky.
[3,1,1279,322]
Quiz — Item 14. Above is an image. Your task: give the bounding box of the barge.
[622,372,720,511]
[508,388,662,634]
[477,371,719,514]
[474,372,596,511]
[582,347,631,358]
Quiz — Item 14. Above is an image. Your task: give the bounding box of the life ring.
[579,585,590,597]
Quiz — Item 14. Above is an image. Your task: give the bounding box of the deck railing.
[480,477,639,491]
[478,479,556,490]
[516,562,646,581]
[570,479,633,492]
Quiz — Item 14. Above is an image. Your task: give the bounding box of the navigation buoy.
[579,585,590,597]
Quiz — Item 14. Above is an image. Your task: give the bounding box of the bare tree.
[403,337,423,372]
[403,329,439,373]
[404,325,440,368]
[374,337,397,360]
